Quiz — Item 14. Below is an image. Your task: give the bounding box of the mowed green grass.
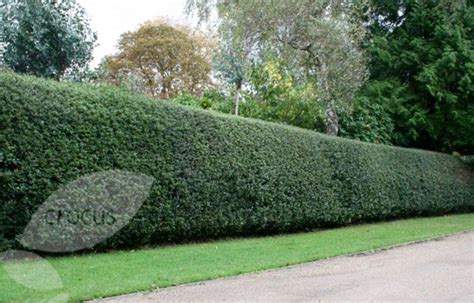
[1,214,473,303]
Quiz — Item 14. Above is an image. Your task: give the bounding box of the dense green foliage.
[1,0,471,155]
[185,0,473,154]
[339,96,394,145]
[339,81,398,145]
[362,0,474,153]
[174,59,326,131]
[0,0,96,80]
[187,0,369,135]
[1,72,473,251]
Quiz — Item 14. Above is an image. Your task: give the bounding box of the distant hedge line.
[1,72,473,252]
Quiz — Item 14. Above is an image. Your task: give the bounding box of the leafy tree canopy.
[0,0,96,80]
[101,19,214,99]
[187,0,370,135]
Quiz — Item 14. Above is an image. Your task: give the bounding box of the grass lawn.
[1,214,473,302]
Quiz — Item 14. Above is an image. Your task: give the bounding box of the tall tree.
[102,19,213,99]
[0,0,96,80]
[366,0,474,153]
[212,21,247,115]
[187,0,369,135]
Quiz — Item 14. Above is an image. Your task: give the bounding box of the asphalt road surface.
[94,232,474,302]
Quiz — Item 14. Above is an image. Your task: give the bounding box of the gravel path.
[92,232,474,302]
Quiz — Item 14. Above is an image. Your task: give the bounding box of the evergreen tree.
[366,0,474,153]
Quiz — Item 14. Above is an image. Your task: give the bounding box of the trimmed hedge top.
[1,71,473,251]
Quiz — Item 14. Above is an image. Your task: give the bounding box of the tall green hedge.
[1,72,473,251]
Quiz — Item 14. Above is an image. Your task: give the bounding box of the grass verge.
[1,214,473,302]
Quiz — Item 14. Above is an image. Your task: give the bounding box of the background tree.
[363,0,474,153]
[0,0,96,80]
[339,82,396,145]
[187,0,369,135]
[103,19,213,99]
[213,26,246,115]
[245,57,326,130]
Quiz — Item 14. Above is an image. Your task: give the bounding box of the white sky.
[77,0,196,67]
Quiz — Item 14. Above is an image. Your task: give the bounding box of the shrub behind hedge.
[1,72,473,251]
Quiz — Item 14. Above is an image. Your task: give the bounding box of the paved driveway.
[94,232,474,302]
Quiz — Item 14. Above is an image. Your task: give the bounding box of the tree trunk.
[325,104,339,136]
[56,64,65,81]
[234,81,242,116]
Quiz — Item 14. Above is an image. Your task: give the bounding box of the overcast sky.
[77,0,195,67]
